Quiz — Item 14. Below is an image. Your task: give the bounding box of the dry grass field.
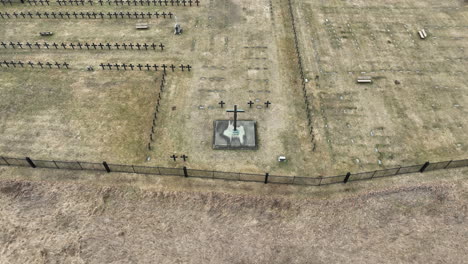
[293,0,468,174]
[0,165,467,263]
[1,1,467,262]
[0,0,467,177]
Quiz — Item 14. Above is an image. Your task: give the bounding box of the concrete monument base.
[213,120,257,150]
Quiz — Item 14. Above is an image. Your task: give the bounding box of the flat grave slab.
[213,120,257,150]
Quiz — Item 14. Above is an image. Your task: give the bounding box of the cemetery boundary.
[1,155,467,186]
[286,0,314,146]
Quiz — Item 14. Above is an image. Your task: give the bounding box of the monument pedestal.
[213,120,257,150]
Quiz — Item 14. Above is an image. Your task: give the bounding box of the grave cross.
[106,63,112,70]
[226,105,245,131]
[129,64,134,70]
[55,62,61,68]
[195,0,198,5]
[98,43,104,49]
[70,43,75,49]
[0,42,6,48]
[168,12,173,18]
[122,43,127,49]
[52,42,58,49]
[17,42,23,48]
[159,43,165,51]
[38,62,43,68]
[9,42,15,49]
[106,43,112,49]
[151,43,156,50]
[114,63,120,70]
[153,64,158,71]
[218,100,225,108]
[137,64,143,70]
[170,64,175,72]
[129,43,134,49]
[186,65,191,71]
[143,43,148,50]
[28,61,34,68]
[161,64,167,72]
[122,63,127,70]
[63,62,69,69]
[35,42,41,49]
[248,100,254,108]
[179,64,185,71]
[44,42,50,49]
[264,101,271,108]
[145,64,151,70]
[18,61,24,67]
[114,43,120,49]
[171,155,177,161]
[136,43,141,50]
[77,43,82,49]
[61,43,67,49]
[181,154,188,161]
[99,63,105,69]
[46,62,52,68]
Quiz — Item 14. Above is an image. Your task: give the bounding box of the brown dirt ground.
[0,166,467,263]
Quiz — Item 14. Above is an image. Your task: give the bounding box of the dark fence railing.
[0,156,467,187]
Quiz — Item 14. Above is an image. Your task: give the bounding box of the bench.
[136,23,149,30]
[357,76,372,84]
[39,32,53,36]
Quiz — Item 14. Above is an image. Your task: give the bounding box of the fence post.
[103,161,111,173]
[264,173,269,184]
[419,162,430,173]
[25,157,36,168]
[343,172,351,183]
[183,166,188,177]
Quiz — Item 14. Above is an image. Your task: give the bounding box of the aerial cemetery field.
[0,0,467,178]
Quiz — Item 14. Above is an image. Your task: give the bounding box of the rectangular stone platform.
[213,120,257,150]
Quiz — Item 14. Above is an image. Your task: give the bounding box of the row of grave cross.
[218,100,271,108]
[0,0,199,5]
[148,73,166,151]
[1,41,165,50]
[99,63,191,72]
[0,60,70,69]
[170,155,188,161]
[56,0,200,6]
[0,11,174,19]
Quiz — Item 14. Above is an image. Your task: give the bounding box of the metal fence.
[1,156,467,187]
